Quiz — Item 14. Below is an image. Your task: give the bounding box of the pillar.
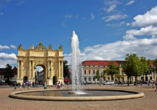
[20,60,23,79]
[17,60,20,79]
[29,60,31,78]
[51,61,52,78]
[47,60,49,78]
[58,60,60,78]
[61,61,63,78]
[32,61,35,79]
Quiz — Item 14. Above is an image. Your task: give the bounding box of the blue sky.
[0,0,157,68]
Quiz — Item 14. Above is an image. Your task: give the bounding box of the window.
[89,65,90,67]
[98,65,100,67]
[104,77,106,81]
[89,70,90,74]
[93,77,95,81]
[84,70,86,74]
[93,65,95,67]
[108,77,110,81]
[89,77,91,81]
[84,77,86,81]
[84,65,86,67]
[93,70,95,74]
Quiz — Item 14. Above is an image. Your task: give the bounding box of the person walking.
[58,81,60,89]
[155,81,157,92]
[67,81,69,89]
[14,82,16,90]
[56,81,58,89]
[61,82,63,89]
[152,79,155,88]
[44,82,47,89]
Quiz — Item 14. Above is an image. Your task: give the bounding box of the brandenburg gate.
[16,42,64,85]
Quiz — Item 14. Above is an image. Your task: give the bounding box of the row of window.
[84,77,113,81]
[84,70,99,74]
[84,65,107,67]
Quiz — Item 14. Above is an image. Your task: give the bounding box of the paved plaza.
[0,84,157,110]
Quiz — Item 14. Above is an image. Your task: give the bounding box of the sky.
[1,0,157,71]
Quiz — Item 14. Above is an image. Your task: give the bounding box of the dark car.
[10,81,20,86]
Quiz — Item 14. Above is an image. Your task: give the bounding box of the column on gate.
[61,60,63,78]
[58,60,60,78]
[29,60,31,79]
[32,61,35,79]
[50,61,52,78]
[47,60,49,78]
[17,60,20,79]
[20,60,23,79]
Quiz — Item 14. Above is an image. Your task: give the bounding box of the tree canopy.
[63,60,69,78]
[4,64,14,83]
[106,61,120,81]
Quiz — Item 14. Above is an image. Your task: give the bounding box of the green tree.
[63,60,69,78]
[123,54,144,86]
[115,74,122,83]
[106,61,120,81]
[4,64,14,84]
[94,70,100,79]
[140,56,149,77]
[153,58,157,72]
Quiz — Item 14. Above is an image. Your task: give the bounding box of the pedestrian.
[56,81,58,89]
[61,82,63,89]
[23,82,25,89]
[14,82,16,90]
[58,81,60,89]
[152,80,155,88]
[44,82,47,89]
[155,81,157,92]
[148,80,150,86]
[67,81,69,89]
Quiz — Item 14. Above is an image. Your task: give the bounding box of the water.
[71,31,84,94]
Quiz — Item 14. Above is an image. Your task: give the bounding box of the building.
[0,67,18,82]
[82,60,157,83]
[17,42,64,85]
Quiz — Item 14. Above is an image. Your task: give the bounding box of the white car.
[103,81,114,85]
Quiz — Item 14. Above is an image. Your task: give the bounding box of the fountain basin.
[9,89,144,101]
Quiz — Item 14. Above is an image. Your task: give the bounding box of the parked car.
[103,81,114,85]
[10,81,20,86]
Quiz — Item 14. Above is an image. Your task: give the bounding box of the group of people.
[56,81,69,89]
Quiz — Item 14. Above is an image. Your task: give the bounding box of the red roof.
[82,60,121,66]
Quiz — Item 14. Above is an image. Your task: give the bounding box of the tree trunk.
[135,76,137,87]
[127,76,129,86]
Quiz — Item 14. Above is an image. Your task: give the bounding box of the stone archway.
[17,42,64,85]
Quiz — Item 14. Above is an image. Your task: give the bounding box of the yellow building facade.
[17,42,64,85]
[82,60,157,83]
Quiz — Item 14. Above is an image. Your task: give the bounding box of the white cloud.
[131,5,157,27]
[104,0,121,5]
[0,45,10,50]
[126,0,135,5]
[126,25,157,36]
[82,17,86,20]
[0,12,3,16]
[16,0,25,6]
[123,34,136,40]
[36,66,43,72]
[65,14,72,19]
[64,37,157,65]
[62,21,67,27]
[76,14,79,18]
[10,45,16,49]
[102,4,117,12]
[0,53,17,68]
[105,21,125,27]
[102,14,128,22]
[119,21,125,26]
[127,23,130,26]
[90,13,95,20]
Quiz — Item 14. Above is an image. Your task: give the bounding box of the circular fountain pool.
[9,89,144,101]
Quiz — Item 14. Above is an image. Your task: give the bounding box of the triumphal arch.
[16,42,64,85]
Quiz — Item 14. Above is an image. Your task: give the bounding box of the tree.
[115,74,122,83]
[63,60,69,78]
[123,54,144,86]
[94,70,100,79]
[106,61,120,81]
[140,56,149,80]
[4,64,14,84]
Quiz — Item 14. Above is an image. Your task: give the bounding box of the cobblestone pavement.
[0,84,157,110]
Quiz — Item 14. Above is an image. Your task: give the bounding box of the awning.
[64,79,70,82]
[0,80,5,82]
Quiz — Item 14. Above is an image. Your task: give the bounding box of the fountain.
[9,31,145,101]
[69,31,85,94]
